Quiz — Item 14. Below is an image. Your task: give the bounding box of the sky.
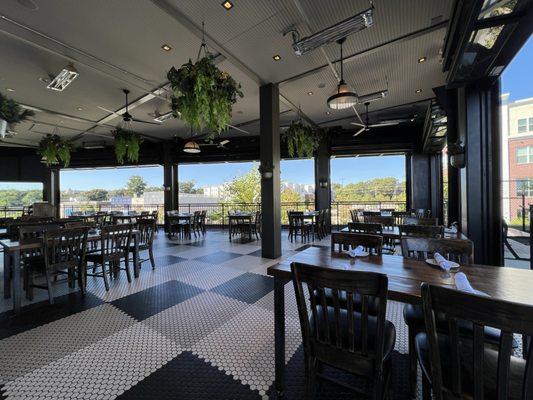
[25,36,532,192]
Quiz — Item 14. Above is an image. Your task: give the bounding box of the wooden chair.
[400,237,501,396]
[392,211,411,226]
[363,216,395,252]
[85,224,132,291]
[362,211,380,219]
[349,209,361,223]
[331,232,383,255]
[348,222,383,235]
[288,211,312,242]
[251,211,261,239]
[291,262,395,399]
[18,224,49,301]
[130,218,156,271]
[411,208,430,218]
[417,283,533,399]
[403,217,439,226]
[399,224,444,238]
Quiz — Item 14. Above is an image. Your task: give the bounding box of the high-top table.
[1,229,140,313]
[267,246,533,396]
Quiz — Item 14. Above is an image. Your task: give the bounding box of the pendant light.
[183,128,201,153]
[327,38,358,110]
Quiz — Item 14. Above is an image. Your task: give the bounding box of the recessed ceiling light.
[272,54,281,61]
[221,1,234,10]
[161,44,172,52]
[415,89,422,93]
[6,88,15,92]
[307,91,313,96]
[77,106,83,111]
[418,57,427,63]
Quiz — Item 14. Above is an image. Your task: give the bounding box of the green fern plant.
[283,121,323,158]
[0,91,34,125]
[113,128,141,164]
[38,134,72,167]
[167,56,243,141]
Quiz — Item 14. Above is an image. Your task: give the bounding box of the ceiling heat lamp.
[287,5,374,56]
[183,140,201,154]
[46,64,79,91]
[327,38,358,110]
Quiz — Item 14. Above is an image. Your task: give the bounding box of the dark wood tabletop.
[267,246,533,305]
[340,226,467,240]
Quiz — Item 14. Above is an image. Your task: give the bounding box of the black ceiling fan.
[98,89,161,126]
[350,102,411,137]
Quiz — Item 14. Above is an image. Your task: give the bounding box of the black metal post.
[530,204,533,270]
[522,194,526,231]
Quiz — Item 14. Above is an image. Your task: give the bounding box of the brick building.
[502,96,533,221]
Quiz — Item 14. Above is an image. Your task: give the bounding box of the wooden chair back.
[43,228,88,273]
[288,211,306,228]
[421,283,533,399]
[364,215,395,229]
[136,218,156,247]
[403,217,439,226]
[350,209,360,223]
[401,237,473,264]
[18,224,53,260]
[347,222,383,235]
[392,211,411,225]
[291,262,389,378]
[362,211,380,217]
[98,224,132,262]
[64,221,95,229]
[331,232,383,255]
[399,224,444,238]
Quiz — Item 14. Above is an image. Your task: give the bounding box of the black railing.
[0,206,25,218]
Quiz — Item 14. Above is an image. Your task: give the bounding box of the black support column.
[163,163,178,231]
[456,80,502,265]
[260,83,281,259]
[314,137,331,230]
[408,152,443,222]
[44,168,60,218]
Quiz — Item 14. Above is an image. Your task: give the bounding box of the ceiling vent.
[47,65,79,92]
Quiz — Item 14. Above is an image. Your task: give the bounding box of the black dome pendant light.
[327,38,358,110]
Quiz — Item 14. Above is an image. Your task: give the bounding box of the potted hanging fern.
[0,91,34,138]
[283,121,323,158]
[38,134,72,167]
[113,128,141,164]
[167,53,243,141]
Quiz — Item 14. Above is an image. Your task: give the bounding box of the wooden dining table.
[340,225,468,240]
[267,246,533,396]
[1,229,141,314]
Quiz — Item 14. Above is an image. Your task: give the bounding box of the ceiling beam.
[277,20,449,86]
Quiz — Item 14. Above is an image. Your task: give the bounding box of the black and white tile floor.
[0,230,417,399]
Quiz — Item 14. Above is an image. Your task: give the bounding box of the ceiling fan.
[350,102,411,137]
[97,89,161,126]
[199,139,230,149]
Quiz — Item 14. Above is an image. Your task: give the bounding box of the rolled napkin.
[454,272,488,296]
[346,245,365,257]
[433,252,452,271]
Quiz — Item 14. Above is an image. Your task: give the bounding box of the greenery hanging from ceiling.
[283,121,324,158]
[0,91,34,124]
[38,134,72,167]
[167,56,243,142]
[113,128,141,164]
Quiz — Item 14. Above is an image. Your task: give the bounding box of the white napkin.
[346,245,365,258]
[454,272,488,296]
[433,252,452,271]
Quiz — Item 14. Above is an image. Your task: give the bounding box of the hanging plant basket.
[38,134,72,167]
[0,91,34,138]
[113,128,141,164]
[283,121,323,158]
[167,56,243,142]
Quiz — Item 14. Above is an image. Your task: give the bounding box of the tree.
[281,187,302,203]
[222,167,261,203]
[85,189,109,202]
[180,180,201,194]
[126,175,147,198]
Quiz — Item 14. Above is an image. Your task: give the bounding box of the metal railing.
[59,200,406,228]
[0,206,25,218]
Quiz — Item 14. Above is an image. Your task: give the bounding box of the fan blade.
[97,106,122,117]
[130,117,161,125]
[350,122,365,127]
[219,139,230,146]
[353,127,366,137]
[367,122,400,128]
[227,124,249,134]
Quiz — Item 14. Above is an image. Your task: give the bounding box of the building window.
[516,179,533,197]
[517,118,533,134]
[516,146,533,164]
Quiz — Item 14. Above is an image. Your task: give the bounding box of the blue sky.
[50,36,532,191]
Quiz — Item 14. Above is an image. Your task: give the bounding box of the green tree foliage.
[179,180,202,194]
[0,189,42,207]
[126,175,147,198]
[84,189,109,202]
[222,168,261,204]
[281,187,303,203]
[332,177,406,202]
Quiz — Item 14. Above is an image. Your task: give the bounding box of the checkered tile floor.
[0,230,417,399]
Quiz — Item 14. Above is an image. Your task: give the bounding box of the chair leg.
[124,257,132,283]
[101,263,110,291]
[44,269,55,304]
[422,372,431,400]
[304,357,317,400]
[149,247,156,270]
[408,325,418,397]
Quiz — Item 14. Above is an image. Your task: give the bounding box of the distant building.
[202,185,225,199]
[143,191,219,206]
[502,95,533,220]
[281,181,315,197]
[110,195,132,205]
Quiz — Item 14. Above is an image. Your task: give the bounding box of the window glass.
[529,117,533,131]
[518,118,527,133]
[516,179,533,196]
[516,147,529,163]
